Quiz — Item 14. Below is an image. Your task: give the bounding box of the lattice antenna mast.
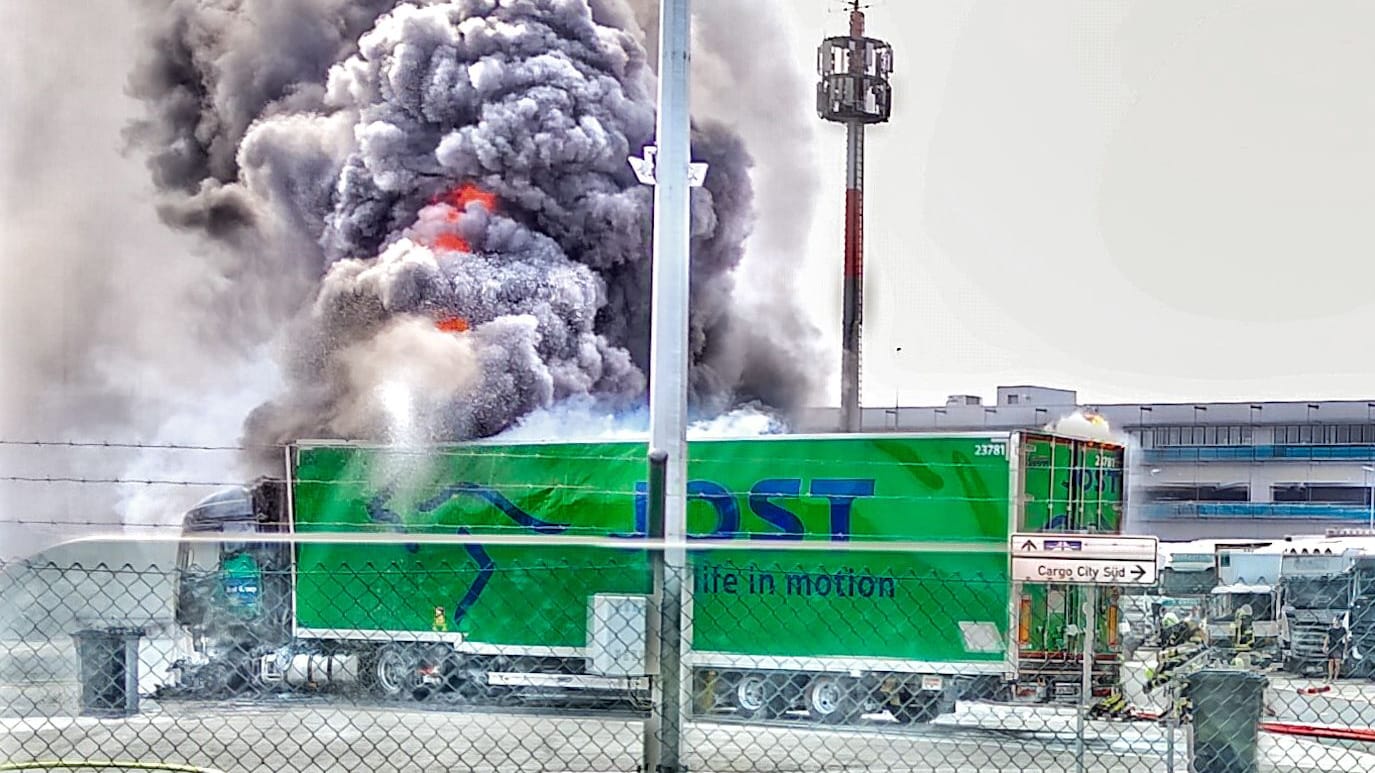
[818,3,893,432]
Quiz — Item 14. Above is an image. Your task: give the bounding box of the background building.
[799,387,1375,540]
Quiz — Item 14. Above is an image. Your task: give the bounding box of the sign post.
[1009,534,1158,773]
[1076,584,1096,773]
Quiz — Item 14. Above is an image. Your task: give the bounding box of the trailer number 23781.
[975,443,1006,457]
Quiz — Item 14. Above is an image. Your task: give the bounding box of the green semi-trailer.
[170,430,1127,723]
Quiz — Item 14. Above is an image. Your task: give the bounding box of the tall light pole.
[633,2,697,771]
[646,0,692,569]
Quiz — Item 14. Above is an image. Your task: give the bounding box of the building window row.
[1135,423,1375,448]
[1271,484,1372,505]
[1136,425,1253,448]
[1141,484,1248,503]
[1272,424,1375,445]
[1142,484,1374,506]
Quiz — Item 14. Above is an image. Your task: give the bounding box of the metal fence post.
[1166,685,1177,773]
[1076,584,1097,773]
[643,450,684,773]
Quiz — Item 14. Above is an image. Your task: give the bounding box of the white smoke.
[0,5,284,560]
[499,396,786,442]
[1045,409,1119,443]
[114,353,282,528]
[333,315,481,442]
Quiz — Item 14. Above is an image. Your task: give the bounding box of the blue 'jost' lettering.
[631,477,876,541]
[748,479,804,540]
[1061,467,1123,498]
[809,479,877,542]
[688,480,741,539]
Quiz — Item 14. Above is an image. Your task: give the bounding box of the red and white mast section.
[818,2,893,432]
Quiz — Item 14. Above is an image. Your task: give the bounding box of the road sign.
[1010,533,1158,586]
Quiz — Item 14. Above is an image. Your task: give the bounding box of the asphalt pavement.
[4,641,1375,772]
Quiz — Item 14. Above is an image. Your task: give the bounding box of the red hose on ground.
[1260,722,1375,742]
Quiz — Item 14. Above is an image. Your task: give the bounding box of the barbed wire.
[0,439,257,452]
[0,530,1016,555]
[0,476,1126,511]
[0,475,235,487]
[0,437,1128,470]
[0,456,1080,473]
[0,518,186,528]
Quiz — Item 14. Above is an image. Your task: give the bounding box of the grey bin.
[72,628,144,718]
[1183,669,1267,773]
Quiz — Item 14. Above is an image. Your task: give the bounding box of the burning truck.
[165,430,1131,723]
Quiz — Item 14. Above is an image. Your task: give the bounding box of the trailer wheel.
[804,675,859,724]
[373,645,415,699]
[732,673,785,720]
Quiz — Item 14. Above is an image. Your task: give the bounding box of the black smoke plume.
[127,0,822,452]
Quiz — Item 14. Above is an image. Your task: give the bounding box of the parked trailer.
[1205,550,1282,655]
[168,431,1127,723]
[1350,557,1375,678]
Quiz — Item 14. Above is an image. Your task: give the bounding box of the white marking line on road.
[0,714,183,733]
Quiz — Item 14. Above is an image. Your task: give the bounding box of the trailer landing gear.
[891,690,940,724]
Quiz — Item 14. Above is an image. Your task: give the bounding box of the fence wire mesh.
[2,544,1374,772]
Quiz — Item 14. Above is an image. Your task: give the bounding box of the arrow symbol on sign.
[1131,565,1147,580]
[1021,540,1037,551]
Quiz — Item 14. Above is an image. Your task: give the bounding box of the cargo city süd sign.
[1009,534,1159,586]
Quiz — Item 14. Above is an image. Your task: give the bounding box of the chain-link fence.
[3,542,1375,772]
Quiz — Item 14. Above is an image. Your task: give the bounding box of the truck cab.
[1277,550,1357,675]
[170,479,291,694]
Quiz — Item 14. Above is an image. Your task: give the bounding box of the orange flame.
[436,317,469,334]
[424,183,497,254]
[440,182,497,213]
[431,233,470,253]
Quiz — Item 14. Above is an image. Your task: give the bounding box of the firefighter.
[1088,690,1132,720]
[1147,618,1207,692]
[1159,611,1188,647]
[1232,603,1256,652]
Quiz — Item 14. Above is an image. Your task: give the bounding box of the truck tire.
[730,673,786,720]
[372,644,417,699]
[804,675,860,724]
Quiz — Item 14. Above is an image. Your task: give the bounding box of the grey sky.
[785,1,1375,408]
